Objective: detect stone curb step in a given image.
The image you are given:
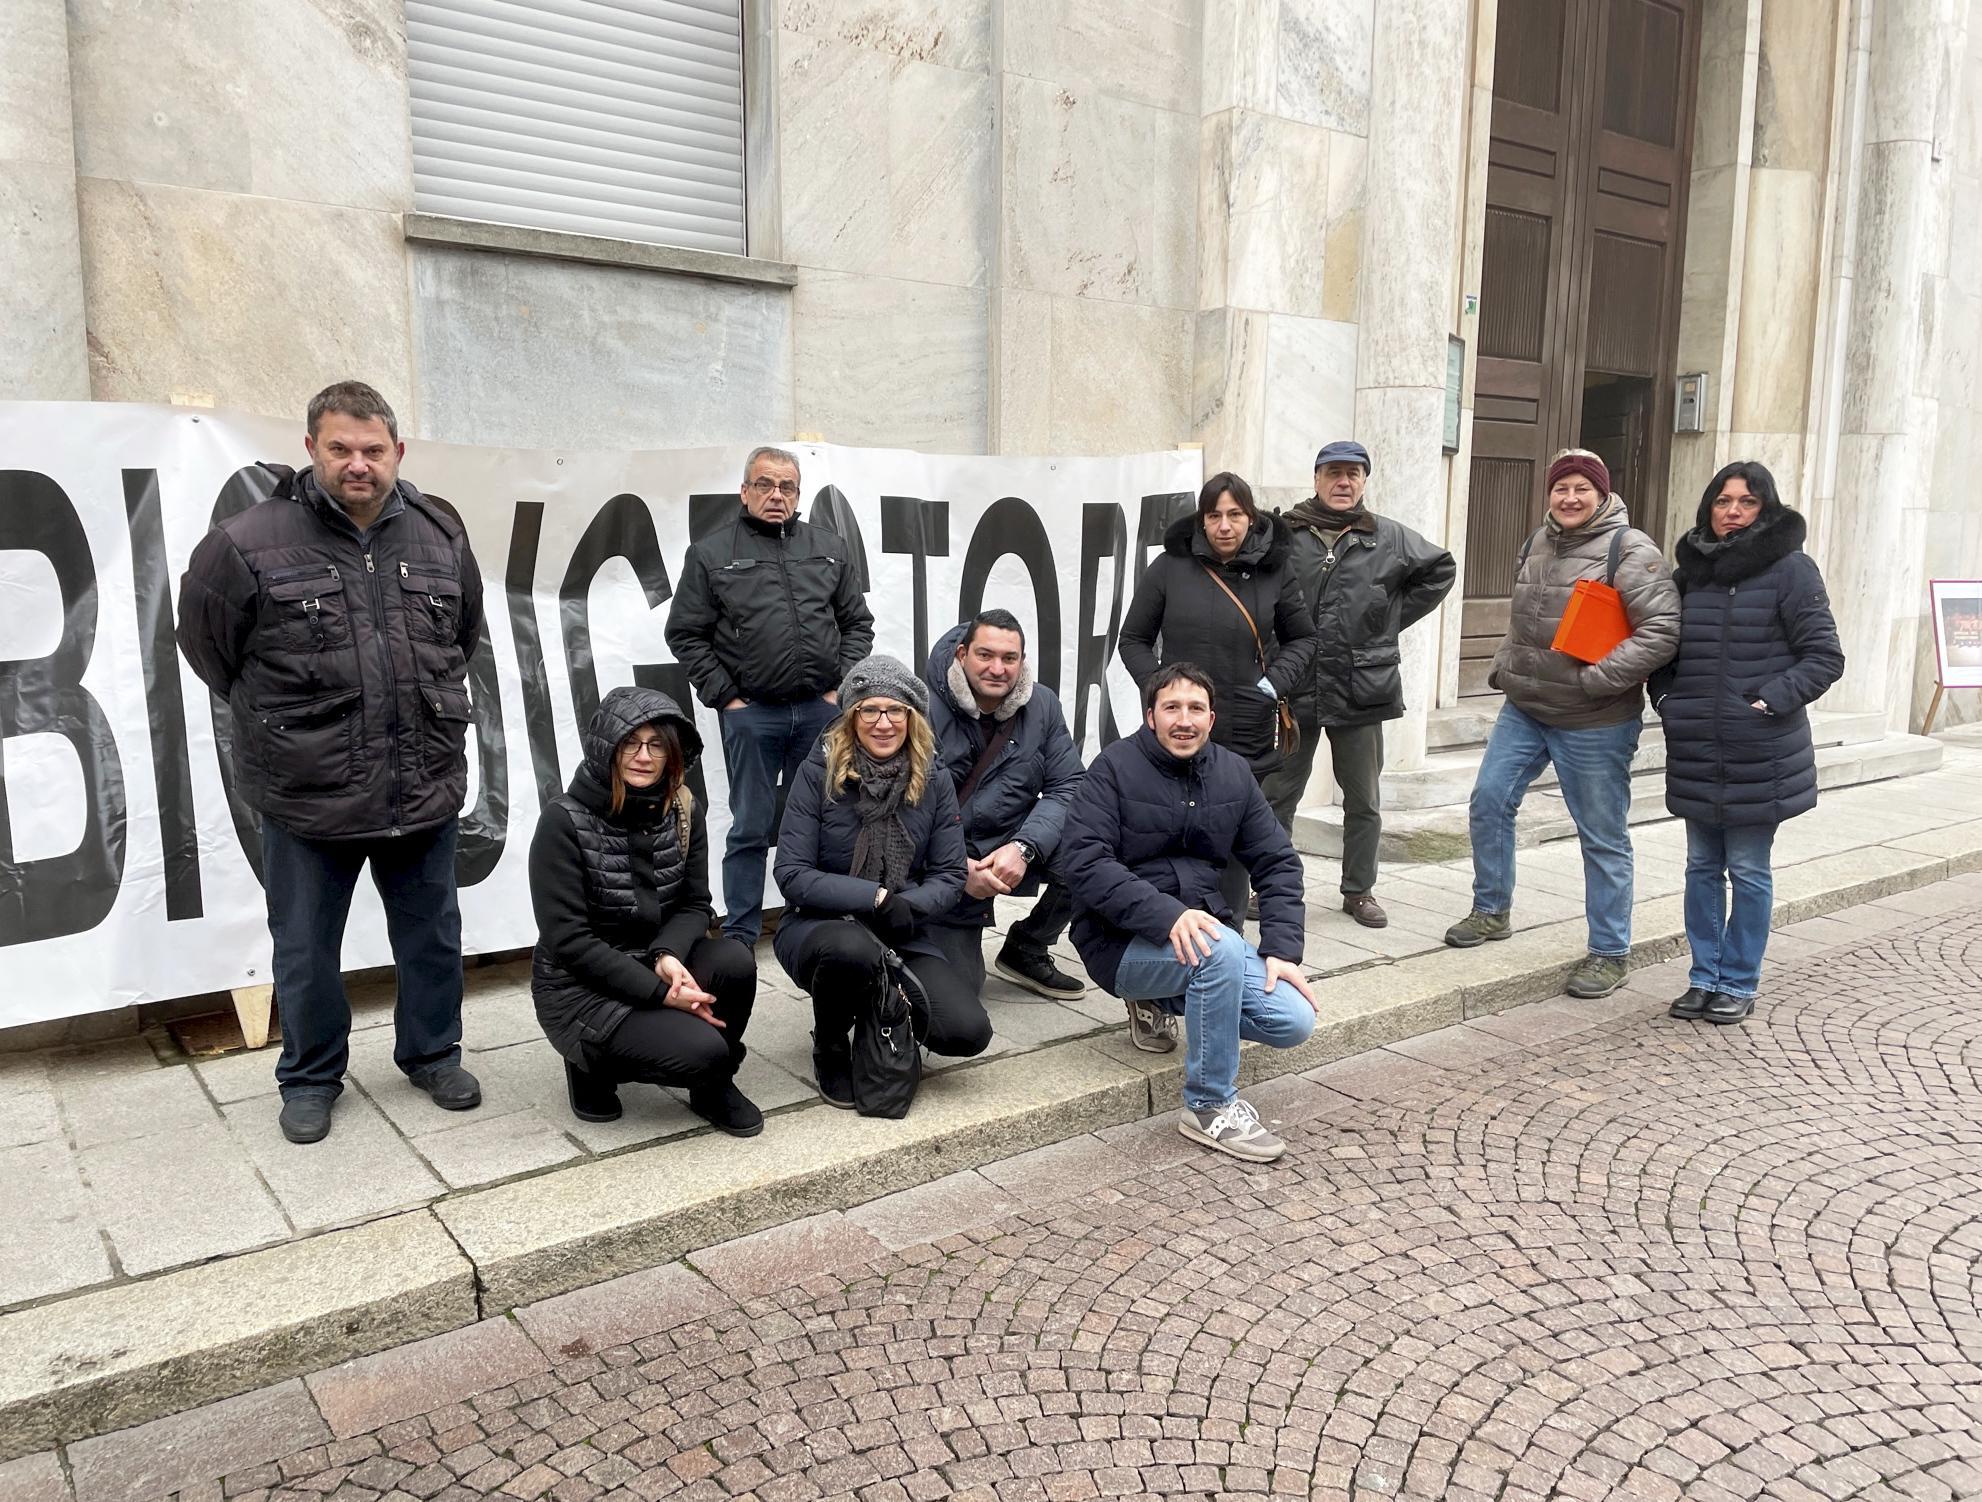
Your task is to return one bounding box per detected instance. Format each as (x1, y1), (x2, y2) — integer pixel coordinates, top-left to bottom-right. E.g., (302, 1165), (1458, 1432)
(3, 836), (1978, 1464)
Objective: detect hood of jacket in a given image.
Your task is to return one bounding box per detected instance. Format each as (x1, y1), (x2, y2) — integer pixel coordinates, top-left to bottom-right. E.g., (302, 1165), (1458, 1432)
(260, 461), (452, 535)
(1162, 509), (1290, 570)
(1674, 507), (1807, 588)
(927, 620), (1036, 723)
(570, 686), (703, 822)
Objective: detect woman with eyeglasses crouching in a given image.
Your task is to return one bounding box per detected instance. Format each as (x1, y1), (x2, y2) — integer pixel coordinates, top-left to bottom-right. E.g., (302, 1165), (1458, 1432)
(529, 686), (762, 1135)
(773, 654), (987, 1107)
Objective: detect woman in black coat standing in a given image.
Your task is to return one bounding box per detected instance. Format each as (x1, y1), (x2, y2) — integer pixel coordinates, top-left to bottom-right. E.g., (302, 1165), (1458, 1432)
(774, 654), (981, 1108)
(1119, 471), (1319, 914)
(529, 686), (762, 1135)
(1651, 461), (1844, 1025)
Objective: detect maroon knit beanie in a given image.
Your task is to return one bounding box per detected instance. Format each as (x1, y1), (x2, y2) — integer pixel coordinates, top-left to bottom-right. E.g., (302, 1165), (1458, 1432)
(1546, 449), (1611, 496)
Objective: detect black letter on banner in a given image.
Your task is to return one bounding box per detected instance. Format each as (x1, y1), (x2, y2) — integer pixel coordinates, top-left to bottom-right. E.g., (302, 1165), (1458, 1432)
(505, 502), (564, 809)
(957, 497), (1062, 696)
(1072, 502), (1128, 751)
(1137, 492), (1193, 583)
(0, 471), (127, 945)
(808, 486), (871, 591)
(559, 494), (672, 735)
(880, 497), (949, 670)
(688, 493), (739, 543)
(455, 592), (509, 888)
(203, 465), (278, 884)
(123, 469), (202, 919)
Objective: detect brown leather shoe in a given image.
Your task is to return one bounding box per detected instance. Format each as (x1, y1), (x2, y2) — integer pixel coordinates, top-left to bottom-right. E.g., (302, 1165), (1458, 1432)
(1342, 893), (1388, 929)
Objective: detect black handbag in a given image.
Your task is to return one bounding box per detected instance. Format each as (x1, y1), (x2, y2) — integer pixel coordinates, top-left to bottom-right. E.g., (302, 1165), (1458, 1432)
(850, 942), (927, 1119)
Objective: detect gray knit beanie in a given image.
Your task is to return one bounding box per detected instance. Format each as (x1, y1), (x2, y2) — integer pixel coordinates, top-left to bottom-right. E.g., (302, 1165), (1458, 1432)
(837, 653), (928, 718)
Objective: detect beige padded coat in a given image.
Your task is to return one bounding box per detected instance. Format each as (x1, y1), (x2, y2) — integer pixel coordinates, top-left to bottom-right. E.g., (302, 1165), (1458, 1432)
(1488, 494), (1681, 729)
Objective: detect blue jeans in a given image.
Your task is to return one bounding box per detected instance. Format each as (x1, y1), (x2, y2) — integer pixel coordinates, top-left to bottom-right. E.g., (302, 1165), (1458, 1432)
(1112, 925), (1316, 1112)
(262, 817), (463, 1100)
(719, 696), (840, 944)
(1683, 820), (1777, 999)
(1469, 701), (1642, 957)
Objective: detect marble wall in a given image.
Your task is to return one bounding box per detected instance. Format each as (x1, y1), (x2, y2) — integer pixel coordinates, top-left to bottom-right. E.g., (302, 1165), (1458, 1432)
(0, 0), (89, 399)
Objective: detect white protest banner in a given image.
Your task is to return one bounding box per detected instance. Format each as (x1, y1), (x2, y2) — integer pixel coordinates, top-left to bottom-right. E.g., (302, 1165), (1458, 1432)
(0, 402), (1201, 1024)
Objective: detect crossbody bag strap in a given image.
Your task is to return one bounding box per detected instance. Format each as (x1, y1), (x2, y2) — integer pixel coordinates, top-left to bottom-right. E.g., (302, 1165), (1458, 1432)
(1199, 565), (1269, 676)
(954, 715), (1020, 807)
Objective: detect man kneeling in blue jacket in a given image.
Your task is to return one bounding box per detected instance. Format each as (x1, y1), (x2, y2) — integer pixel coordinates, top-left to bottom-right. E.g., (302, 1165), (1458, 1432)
(1060, 663), (1319, 1161)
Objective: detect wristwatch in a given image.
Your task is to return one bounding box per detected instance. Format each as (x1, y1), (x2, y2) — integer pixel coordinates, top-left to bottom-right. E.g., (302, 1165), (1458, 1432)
(1013, 839), (1038, 865)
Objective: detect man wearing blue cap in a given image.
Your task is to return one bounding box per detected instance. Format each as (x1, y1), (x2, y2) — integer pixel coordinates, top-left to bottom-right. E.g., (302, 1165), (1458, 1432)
(1261, 440), (1455, 927)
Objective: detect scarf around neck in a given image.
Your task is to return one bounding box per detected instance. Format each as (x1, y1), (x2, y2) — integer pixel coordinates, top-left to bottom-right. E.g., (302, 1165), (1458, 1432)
(1285, 497), (1373, 534)
(849, 745), (916, 891)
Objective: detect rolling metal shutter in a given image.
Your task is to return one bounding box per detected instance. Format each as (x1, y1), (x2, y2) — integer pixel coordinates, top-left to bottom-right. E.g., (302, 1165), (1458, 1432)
(406, 0), (747, 255)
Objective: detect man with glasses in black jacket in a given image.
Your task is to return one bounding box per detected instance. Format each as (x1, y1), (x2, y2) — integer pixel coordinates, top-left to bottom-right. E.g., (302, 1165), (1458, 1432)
(666, 446), (876, 946)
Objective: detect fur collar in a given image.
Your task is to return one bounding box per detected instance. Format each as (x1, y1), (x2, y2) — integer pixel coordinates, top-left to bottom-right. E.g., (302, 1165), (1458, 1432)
(1162, 509), (1290, 569)
(1674, 507), (1807, 588)
(946, 654), (1034, 722)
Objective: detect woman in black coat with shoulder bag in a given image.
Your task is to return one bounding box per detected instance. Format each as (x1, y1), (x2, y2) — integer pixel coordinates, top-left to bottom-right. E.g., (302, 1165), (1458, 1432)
(1650, 461), (1844, 1026)
(529, 686), (762, 1135)
(1119, 471), (1319, 916)
(774, 654), (980, 1110)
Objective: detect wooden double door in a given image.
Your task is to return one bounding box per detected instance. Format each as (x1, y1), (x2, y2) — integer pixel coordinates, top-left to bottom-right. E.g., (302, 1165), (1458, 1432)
(1463, 0), (1702, 606)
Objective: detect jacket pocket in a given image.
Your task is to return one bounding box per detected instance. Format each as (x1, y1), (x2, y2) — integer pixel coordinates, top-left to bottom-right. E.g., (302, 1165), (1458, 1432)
(416, 682), (473, 774)
(264, 566), (351, 653)
(258, 687), (362, 797)
(399, 562), (462, 645)
(1347, 645), (1402, 708)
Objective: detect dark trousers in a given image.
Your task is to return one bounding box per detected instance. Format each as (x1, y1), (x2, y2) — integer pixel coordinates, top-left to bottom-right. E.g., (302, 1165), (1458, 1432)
(718, 697), (840, 944)
(586, 935), (756, 1089)
(1000, 880), (1074, 964)
(262, 817), (463, 1101)
(1259, 718), (1385, 895)
(789, 921), (993, 1059)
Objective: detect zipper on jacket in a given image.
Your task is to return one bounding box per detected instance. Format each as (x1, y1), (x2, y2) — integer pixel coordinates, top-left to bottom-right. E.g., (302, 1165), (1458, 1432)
(775, 529), (804, 664)
(365, 548), (404, 835)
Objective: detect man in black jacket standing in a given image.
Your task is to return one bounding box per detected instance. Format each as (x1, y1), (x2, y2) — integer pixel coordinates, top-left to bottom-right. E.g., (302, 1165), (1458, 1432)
(1059, 664), (1317, 1162)
(665, 446), (875, 945)
(1263, 440), (1456, 929)
(177, 382), (486, 1145)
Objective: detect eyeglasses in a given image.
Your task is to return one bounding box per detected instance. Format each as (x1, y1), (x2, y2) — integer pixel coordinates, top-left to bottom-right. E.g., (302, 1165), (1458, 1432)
(619, 736), (669, 759)
(748, 478), (800, 499)
(854, 704), (909, 725)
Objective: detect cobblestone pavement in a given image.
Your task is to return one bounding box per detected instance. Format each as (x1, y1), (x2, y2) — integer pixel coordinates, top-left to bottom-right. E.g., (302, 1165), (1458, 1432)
(104, 882), (1982, 1501)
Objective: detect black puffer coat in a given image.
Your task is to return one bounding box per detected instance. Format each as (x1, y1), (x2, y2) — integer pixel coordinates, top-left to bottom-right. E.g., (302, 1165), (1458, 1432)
(772, 743), (967, 968)
(665, 508), (875, 707)
(176, 465), (485, 841)
(1650, 510), (1845, 826)
(1059, 729), (1304, 995)
(1283, 506), (1456, 727)
(529, 688), (721, 1065)
(1117, 513), (1318, 774)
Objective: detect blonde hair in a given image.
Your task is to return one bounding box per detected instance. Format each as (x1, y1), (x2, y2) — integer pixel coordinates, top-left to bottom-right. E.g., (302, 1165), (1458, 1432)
(824, 708), (934, 802)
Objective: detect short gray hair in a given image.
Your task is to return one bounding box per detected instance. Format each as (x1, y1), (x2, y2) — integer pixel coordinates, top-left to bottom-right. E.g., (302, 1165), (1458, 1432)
(742, 445), (801, 484)
(307, 381), (398, 441)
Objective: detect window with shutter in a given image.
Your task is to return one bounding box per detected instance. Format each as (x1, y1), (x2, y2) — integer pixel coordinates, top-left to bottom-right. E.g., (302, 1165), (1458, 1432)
(406, 0), (748, 257)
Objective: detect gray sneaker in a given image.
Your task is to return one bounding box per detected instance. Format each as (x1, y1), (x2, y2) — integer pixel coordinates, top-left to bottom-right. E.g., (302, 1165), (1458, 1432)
(1178, 1099), (1285, 1162)
(1566, 953), (1630, 998)
(1444, 910), (1512, 948)
(1125, 999), (1178, 1053)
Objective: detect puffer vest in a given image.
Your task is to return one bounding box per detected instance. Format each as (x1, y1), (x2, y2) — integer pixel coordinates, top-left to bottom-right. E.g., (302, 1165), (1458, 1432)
(541, 787), (691, 955)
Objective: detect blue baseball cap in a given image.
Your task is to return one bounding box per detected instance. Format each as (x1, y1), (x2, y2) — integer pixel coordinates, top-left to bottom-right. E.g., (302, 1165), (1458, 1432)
(1314, 440), (1371, 473)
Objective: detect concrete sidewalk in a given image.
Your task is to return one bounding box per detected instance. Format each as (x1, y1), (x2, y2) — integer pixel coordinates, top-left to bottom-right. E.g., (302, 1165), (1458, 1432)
(3, 745), (1981, 1461)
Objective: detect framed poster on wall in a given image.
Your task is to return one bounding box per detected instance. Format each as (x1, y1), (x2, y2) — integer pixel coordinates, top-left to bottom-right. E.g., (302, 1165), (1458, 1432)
(1923, 578), (1982, 732)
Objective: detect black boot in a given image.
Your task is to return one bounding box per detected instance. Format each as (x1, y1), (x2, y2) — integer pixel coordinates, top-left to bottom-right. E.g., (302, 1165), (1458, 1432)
(689, 1080), (765, 1137)
(1703, 992), (1754, 1025)
(813, 1032), (855, 1109)
(564, 1058), (622, 1122)
(1669, 987), (1713, 1019)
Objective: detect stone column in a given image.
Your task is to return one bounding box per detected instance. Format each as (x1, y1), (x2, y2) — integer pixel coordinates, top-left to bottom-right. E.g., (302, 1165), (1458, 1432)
(0, 0), (89, 397)
(1826, 0), (1964, 725)
(1349, 0), (1473, 779)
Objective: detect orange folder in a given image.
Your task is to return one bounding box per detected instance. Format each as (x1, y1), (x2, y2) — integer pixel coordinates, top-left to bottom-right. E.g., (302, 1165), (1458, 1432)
(1551, 579), (1631, 663)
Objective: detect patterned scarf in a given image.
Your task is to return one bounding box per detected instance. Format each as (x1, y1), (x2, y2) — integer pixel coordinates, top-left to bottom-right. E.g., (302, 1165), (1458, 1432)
(849, 746), (916, 891)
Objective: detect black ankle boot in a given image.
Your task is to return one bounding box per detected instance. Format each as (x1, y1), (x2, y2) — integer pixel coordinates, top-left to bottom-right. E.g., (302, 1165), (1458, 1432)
(689, 1081), (765, 1137)
(564, 1058), (622, 1122)
(812, 1031), (855, 1109)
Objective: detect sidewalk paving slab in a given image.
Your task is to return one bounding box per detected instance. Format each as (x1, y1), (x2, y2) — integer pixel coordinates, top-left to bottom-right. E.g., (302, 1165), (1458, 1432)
(0, 1211), (472, 1459)
(65, 1379), (327, 1502)
(684, 1212), (891, 1298)
(0, 1449), (68, 1502)
(512, 1260), (736, 1358)
(304, 1317), (549, 1440)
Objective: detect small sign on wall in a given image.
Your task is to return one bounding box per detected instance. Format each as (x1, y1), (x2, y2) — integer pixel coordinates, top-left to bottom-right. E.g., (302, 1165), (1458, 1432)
(1443, 335), (1464, 455)
(1923, 578), (1982, 733)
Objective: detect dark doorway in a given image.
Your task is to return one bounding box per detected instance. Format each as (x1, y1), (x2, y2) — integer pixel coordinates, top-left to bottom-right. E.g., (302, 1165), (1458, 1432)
(1462, 0), (1701, 620)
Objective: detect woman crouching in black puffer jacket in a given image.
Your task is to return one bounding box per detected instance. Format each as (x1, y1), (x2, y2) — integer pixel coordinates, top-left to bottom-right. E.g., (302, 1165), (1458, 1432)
(529, 685), (761, 1135)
